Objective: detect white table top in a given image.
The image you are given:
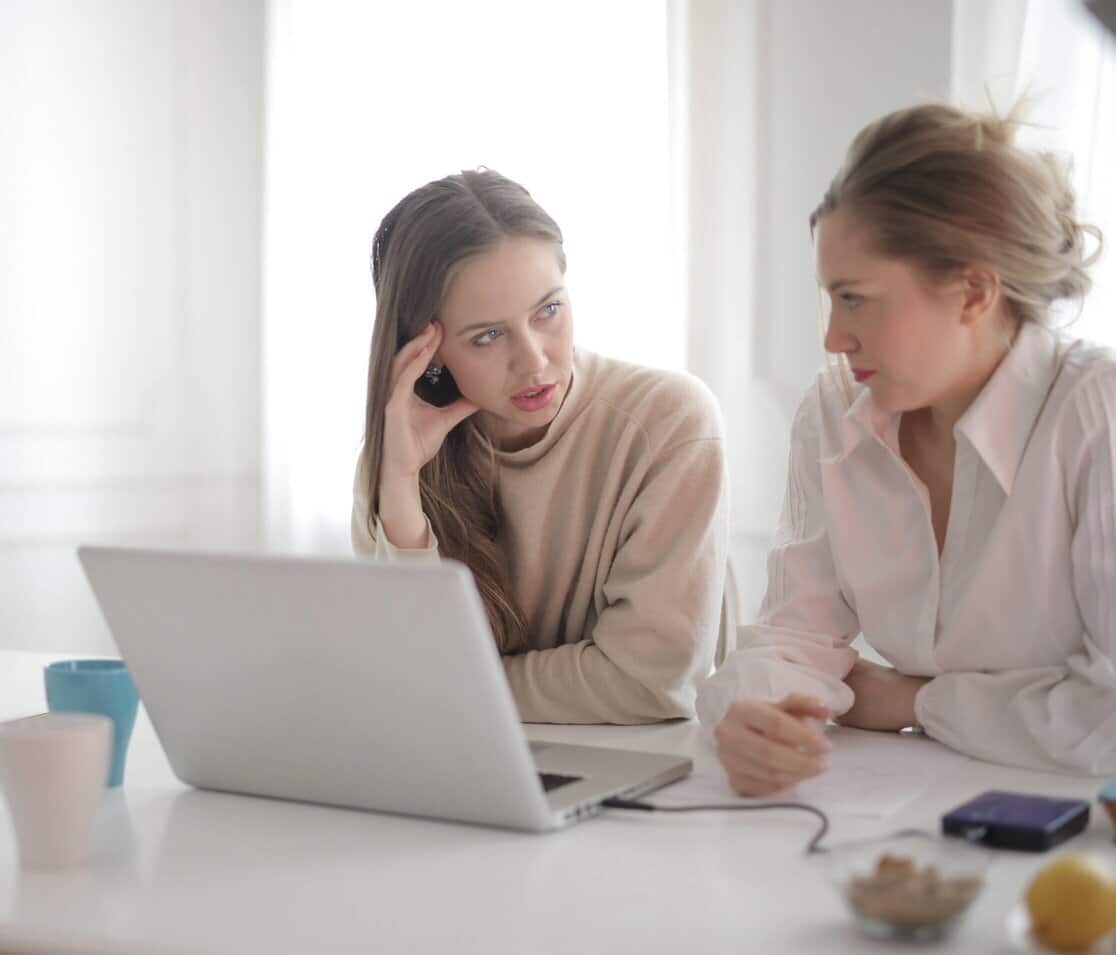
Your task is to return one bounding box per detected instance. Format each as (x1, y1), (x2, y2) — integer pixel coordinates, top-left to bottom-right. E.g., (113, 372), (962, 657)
(0, 650), (1113, 955)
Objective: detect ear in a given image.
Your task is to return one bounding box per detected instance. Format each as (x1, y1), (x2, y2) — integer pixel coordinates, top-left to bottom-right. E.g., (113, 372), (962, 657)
(957, 267), (1001, 325)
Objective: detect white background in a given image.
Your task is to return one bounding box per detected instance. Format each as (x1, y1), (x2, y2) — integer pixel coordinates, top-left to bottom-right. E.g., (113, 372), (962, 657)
(2, 0), (1112, 652)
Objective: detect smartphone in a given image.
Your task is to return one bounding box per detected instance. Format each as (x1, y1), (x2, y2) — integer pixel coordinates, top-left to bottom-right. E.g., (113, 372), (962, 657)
(413, 365), (462, 408)
(941, 790), (1091, 851)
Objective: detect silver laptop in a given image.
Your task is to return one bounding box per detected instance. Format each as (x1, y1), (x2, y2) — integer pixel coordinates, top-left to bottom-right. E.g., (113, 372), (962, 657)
(77, 546), (691, 832)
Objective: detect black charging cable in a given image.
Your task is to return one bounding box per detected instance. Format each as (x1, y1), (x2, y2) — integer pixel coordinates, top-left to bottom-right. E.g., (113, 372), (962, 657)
(602, 800), (962, 857)
(601, 797), (831, 855)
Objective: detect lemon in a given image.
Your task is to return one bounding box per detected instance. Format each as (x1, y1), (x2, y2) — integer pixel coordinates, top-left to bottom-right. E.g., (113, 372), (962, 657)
(1025, 853), (1116, 952)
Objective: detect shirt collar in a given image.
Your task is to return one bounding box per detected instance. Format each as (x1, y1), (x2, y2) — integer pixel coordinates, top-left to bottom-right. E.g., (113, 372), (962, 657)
(955, 321), (1062, 494)
(838, 379), (901, 458)
(834, 322), (1062, 491)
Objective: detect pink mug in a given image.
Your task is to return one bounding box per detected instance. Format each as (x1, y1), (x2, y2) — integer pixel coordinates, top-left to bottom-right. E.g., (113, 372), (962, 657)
(0, 712), (112, 866)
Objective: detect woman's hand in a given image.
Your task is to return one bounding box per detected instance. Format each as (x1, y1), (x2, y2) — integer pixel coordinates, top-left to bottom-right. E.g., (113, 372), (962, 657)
(836, 658), (930, 732)
(713, 694), (833, 796)
(382, 323), (479, 481)
(378, 324), (478, 549)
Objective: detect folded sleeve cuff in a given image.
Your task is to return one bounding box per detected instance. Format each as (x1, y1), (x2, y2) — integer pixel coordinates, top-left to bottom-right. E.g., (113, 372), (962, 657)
(370, 514), (440, 561)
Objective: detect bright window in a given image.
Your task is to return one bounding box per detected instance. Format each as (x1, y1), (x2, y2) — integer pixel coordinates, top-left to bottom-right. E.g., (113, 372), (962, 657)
(263, 0), (677, 550)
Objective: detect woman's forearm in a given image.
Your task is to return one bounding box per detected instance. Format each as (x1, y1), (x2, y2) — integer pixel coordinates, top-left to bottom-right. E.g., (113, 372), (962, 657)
(377, 473), (429, 549)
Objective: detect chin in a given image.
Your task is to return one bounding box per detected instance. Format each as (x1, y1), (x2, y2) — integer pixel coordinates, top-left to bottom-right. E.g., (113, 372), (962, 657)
(864, 386), (904, 415)
(869, 394), (899, 413)
(877, 397), (924, 417)
(514, 405), (560, 426)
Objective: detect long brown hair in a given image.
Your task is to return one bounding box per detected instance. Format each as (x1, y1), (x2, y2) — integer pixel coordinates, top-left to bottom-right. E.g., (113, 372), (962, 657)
(362, 170), (565, 653)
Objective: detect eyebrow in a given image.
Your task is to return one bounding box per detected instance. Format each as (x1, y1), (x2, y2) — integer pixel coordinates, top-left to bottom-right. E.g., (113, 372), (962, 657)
(820, 278), (866, 293)
(455, 286), (566, 335)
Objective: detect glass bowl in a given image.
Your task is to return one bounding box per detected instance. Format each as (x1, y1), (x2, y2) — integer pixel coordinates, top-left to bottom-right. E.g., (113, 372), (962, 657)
(822, 831), (989, 942)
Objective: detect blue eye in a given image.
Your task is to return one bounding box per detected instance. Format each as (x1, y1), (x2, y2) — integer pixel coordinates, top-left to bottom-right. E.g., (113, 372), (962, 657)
(471, 328), (502, 347)
(537, 301), (561, 320)
(841, 292), (864, 309)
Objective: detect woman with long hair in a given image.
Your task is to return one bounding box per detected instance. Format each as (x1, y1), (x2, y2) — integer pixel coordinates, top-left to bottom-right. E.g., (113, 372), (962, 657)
(354, 169), (730, 724)
(699, 102), (1115, 792)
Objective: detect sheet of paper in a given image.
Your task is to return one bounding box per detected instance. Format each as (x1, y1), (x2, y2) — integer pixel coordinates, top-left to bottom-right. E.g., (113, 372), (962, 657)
(647, 726), (974, 818)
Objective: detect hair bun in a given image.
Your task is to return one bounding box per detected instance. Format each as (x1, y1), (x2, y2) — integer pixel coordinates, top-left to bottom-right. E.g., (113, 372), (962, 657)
(973, 114), (1016, 148)
(812, 100), (1104, 326)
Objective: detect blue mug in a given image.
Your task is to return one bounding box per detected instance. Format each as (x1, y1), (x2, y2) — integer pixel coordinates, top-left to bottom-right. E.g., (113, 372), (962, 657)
(44, 660), (139, 788)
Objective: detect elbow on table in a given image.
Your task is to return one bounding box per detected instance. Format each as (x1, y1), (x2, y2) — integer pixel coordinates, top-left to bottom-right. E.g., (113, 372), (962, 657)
(1038, 736), (1116, 777)
(1015, 696), (1116, 776)
(653, 685), (697, 721)
(926, 718), (1116, 777)
(614, 681), (696, 725)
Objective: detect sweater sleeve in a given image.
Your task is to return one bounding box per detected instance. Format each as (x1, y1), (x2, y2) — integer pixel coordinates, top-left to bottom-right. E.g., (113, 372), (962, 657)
(914, 374), (1116, 775)
(350, 454), (439, 561)
(696, 384), (860, 729)
(503, 400), (730, 724)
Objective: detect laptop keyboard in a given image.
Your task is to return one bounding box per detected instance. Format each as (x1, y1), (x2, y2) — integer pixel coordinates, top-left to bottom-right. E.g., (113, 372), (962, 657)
(538, 772), (582, 792)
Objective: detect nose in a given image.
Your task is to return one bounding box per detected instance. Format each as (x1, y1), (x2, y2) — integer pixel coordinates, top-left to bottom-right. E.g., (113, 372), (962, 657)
(823, 309), (858, 356)
(511, 329), (548, 376)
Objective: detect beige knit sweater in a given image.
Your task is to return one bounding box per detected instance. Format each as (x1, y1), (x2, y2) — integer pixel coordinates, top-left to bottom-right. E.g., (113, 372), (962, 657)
(352, 349), (729, 724)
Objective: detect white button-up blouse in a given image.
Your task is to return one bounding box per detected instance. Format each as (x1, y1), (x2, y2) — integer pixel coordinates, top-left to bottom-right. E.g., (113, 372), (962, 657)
(698, 321), (1116, 775)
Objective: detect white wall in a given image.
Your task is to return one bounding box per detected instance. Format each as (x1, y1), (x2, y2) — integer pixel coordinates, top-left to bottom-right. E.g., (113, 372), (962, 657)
(2, 0), (958, 652)
(677, 0), (955, 615)
(0, 0), (266, 653)
(261, 0), (679, 556)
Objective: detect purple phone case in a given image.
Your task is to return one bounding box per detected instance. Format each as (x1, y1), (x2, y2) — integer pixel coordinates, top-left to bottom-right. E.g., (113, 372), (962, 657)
(941, 790), (1090, 851)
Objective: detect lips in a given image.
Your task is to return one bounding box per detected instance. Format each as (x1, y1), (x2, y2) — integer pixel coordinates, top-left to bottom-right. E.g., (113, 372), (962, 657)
(851, 369), (876, 384)
(510, 383), (557, 412)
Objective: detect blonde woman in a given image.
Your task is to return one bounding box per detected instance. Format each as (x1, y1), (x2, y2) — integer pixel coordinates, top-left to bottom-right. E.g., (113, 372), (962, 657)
(699, 103), (1116, 792)
(353, 170), (729, 724)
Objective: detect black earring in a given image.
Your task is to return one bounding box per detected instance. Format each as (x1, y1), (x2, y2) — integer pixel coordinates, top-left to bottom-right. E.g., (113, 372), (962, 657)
(424, 365), (443, 385)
